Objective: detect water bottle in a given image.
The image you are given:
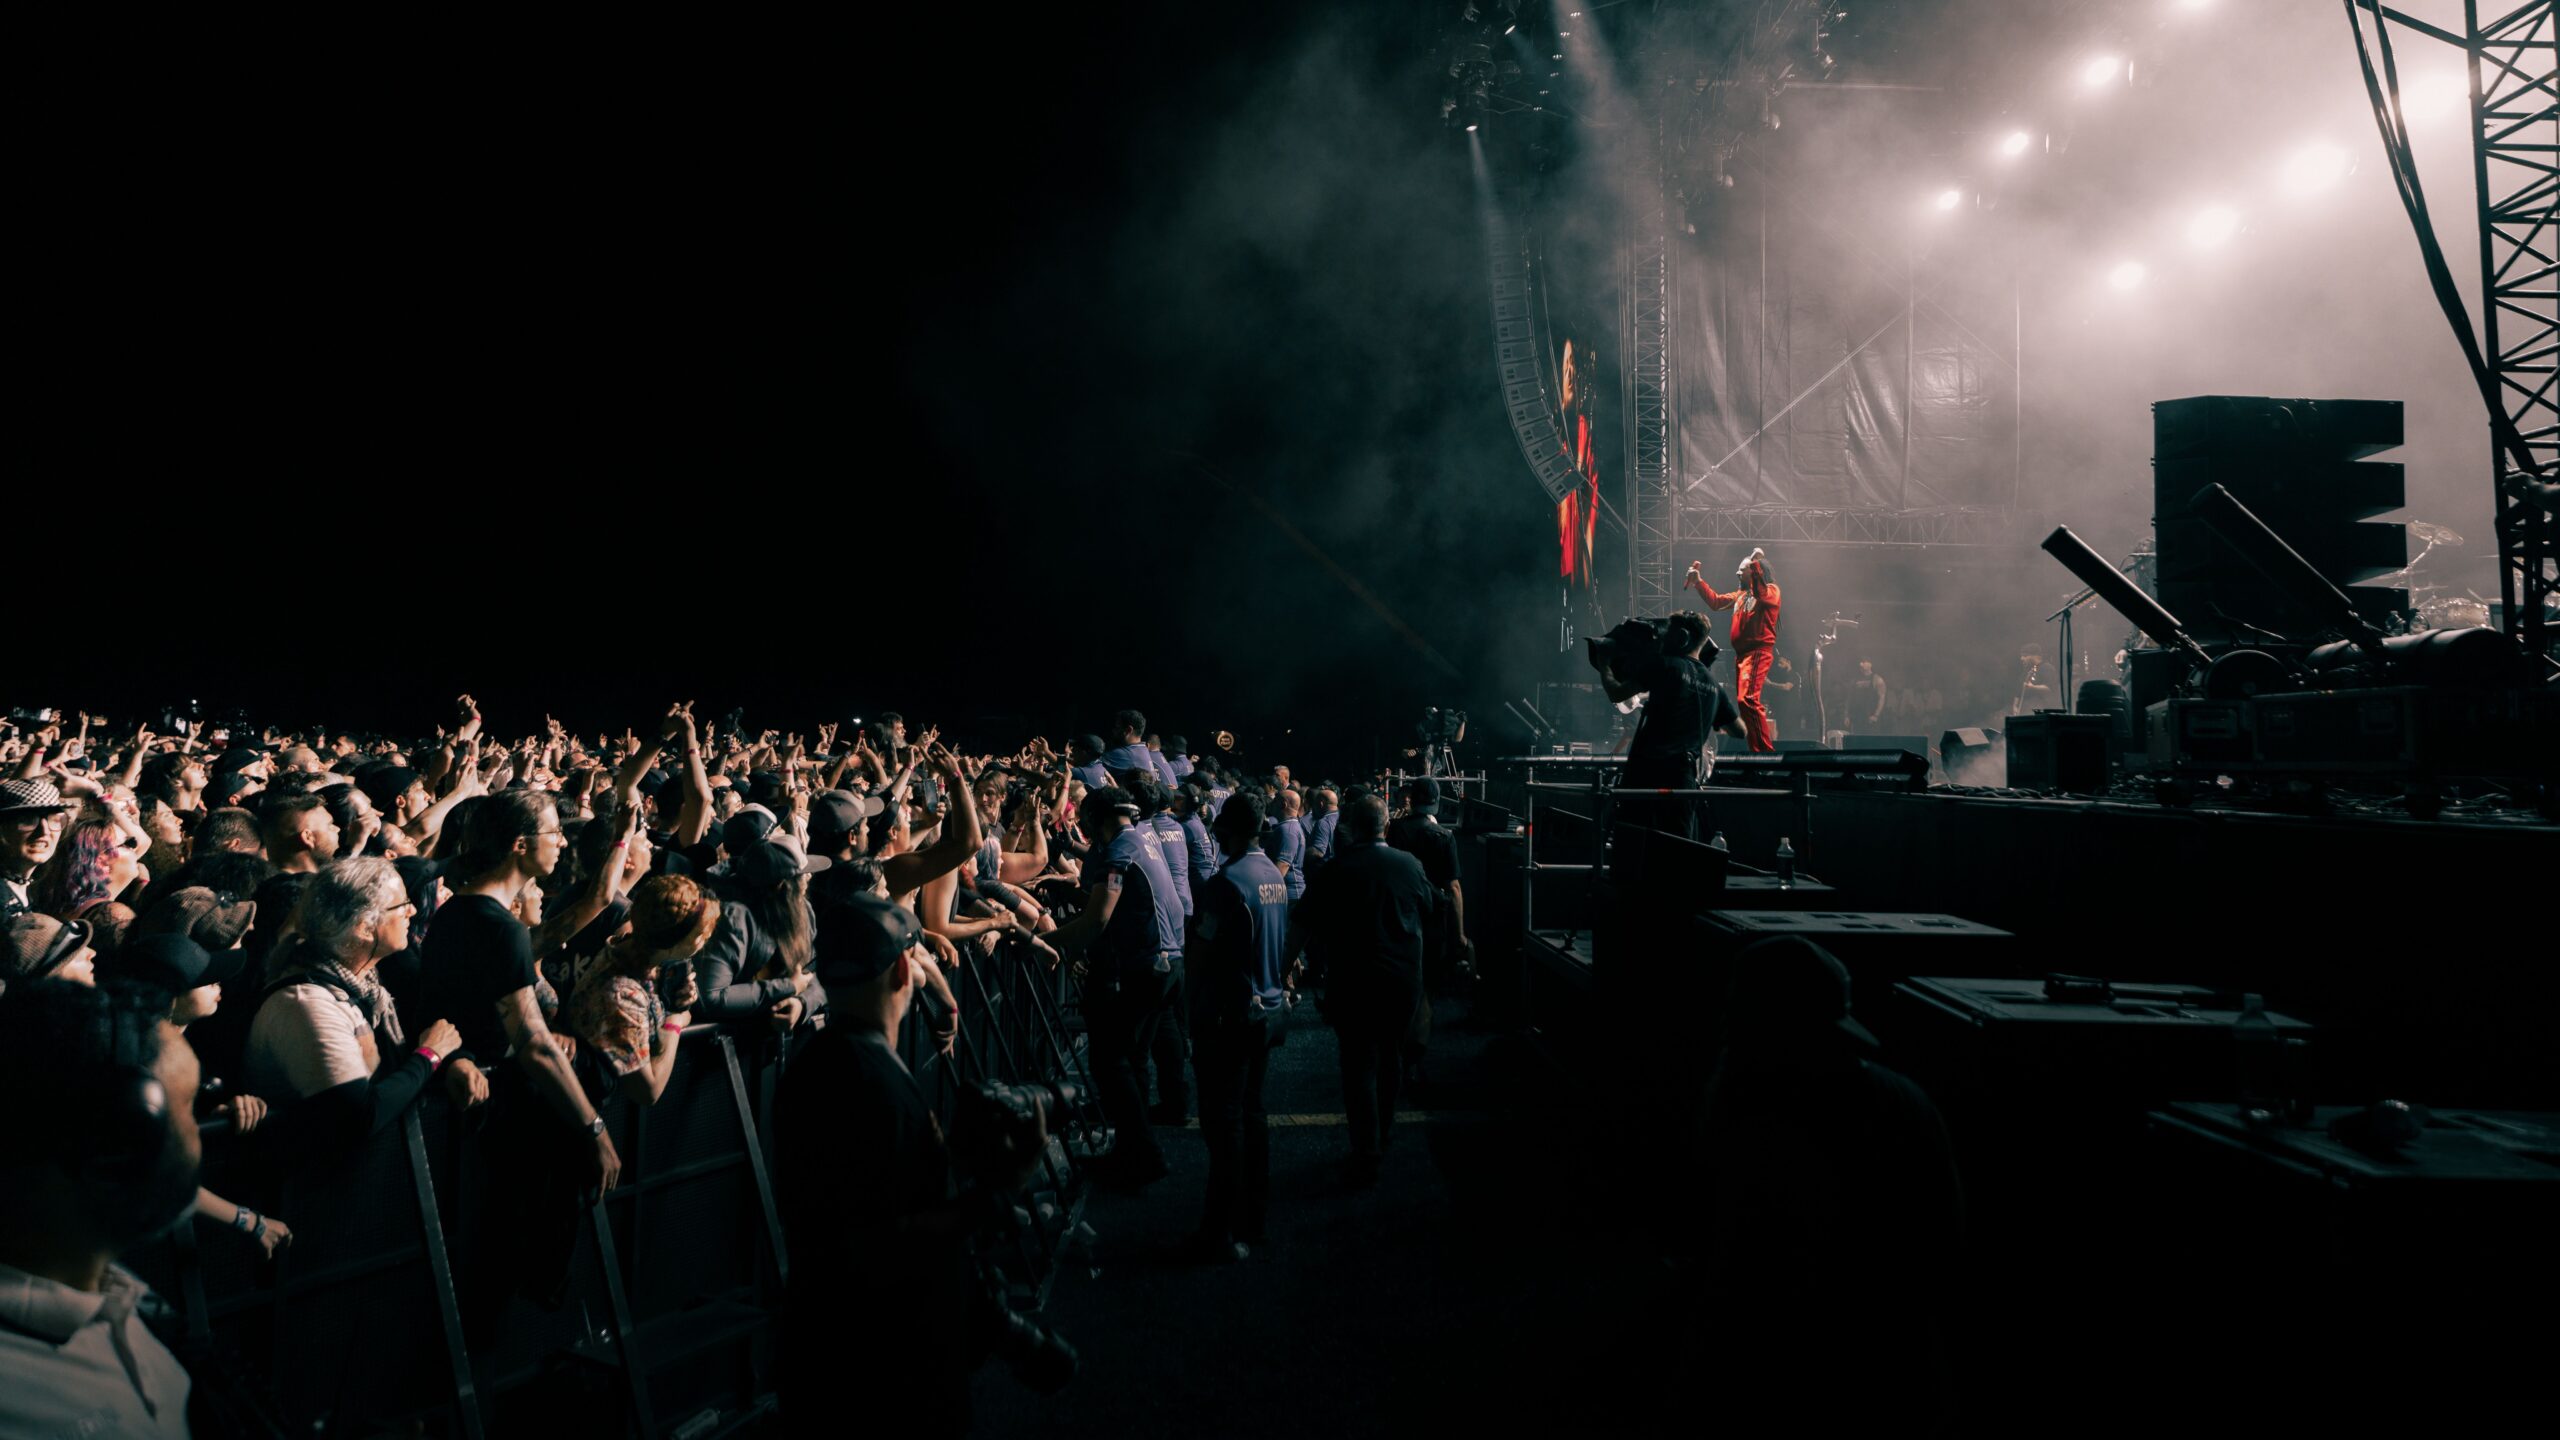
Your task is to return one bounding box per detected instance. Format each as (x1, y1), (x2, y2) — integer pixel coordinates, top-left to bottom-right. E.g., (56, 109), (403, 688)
(1774, 836), (1795, 888)
(1709, 830), (1729, 854)
(2233, 993), (2282, 1123)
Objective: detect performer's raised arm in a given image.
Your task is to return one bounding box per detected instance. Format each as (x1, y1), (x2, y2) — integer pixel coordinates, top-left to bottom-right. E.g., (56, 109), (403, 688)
(1686, 560), (1739, 610)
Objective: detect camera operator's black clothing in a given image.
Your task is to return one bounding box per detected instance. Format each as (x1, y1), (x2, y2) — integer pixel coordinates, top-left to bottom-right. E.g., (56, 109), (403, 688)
(775, 1025), (975, 1435)
(1626, 653), (1737, 770)
(1296, 839), (1433, 1162)
(1621, 653), (1738, 841)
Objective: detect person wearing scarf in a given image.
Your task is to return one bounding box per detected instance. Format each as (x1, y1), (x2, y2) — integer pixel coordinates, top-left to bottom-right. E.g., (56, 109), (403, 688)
(241, 857), (465, 1162)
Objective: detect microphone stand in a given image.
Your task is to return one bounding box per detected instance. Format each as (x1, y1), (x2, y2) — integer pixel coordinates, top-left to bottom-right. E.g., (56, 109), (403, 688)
(2044, 587), (2105, 711)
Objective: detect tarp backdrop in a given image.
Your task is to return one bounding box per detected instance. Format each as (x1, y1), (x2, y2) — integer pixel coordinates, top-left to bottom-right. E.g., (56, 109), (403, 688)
(1674, 95), (2023, 513)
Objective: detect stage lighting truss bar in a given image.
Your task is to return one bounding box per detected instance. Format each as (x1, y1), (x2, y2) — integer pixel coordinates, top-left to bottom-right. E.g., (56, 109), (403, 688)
(1676, 506), (2051, 549)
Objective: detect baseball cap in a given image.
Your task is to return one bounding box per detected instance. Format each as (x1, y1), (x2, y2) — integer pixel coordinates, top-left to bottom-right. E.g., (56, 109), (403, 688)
(1724, 936), (1878, 1051)
(2, 914), (94, 989)
(1402, 776), (1442, 815)
(731, 838), (832, 889)
(811, 892), (923, 988)
(746, 771), (788, 810)
(130, 886), (258, 955)
(1078, 786), (1141, 822)
(809, 790), (885, 850)
(108, 932), (242, 995)
(723, 806), (780, 858)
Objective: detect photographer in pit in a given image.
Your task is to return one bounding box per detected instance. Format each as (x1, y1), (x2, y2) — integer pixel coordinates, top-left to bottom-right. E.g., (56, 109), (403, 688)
(1590, 610), (1746, 842)
(773, 892), (1075, 1438)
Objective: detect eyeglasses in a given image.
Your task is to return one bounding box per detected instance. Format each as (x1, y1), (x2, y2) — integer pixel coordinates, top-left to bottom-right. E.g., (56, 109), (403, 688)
(384, 901), (418, 917)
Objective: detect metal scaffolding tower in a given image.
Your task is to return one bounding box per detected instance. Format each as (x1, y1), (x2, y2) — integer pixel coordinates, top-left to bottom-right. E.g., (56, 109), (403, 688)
(2371, 0), (2558, 662)
(1623, 87), (1681, 619)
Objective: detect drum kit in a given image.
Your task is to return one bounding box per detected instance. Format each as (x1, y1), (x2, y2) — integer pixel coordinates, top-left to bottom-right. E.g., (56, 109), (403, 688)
(2386, 521), (2491, 634)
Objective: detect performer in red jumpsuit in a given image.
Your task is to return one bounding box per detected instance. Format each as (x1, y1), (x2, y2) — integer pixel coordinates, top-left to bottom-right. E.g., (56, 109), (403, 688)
(1687, 549), (1782, 753)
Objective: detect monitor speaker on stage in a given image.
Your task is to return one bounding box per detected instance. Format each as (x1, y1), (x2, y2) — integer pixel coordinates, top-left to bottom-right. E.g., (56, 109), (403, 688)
(1847, 734), (1930, 761)
(1940, 727), (2003, 786)
(1773, 739), (1827, 753)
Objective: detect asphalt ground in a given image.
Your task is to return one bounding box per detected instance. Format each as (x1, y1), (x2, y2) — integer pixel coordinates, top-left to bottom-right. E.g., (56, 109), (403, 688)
(968, 992), (1688, 1438)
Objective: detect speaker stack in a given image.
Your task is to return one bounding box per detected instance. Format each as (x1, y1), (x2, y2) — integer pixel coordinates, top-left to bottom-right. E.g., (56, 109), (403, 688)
(2152, 396), (2409, 648)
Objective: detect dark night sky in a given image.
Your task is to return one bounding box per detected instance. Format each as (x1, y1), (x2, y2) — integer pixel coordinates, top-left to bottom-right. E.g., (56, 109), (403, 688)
(22, 1), (2510, 781)
(25, 4), (1555, 781)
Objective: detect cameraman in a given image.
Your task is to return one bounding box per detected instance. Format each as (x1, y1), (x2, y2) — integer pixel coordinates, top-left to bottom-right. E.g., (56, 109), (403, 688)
(772, 893), (977, 1436)
(1595, 611), (1745, 841)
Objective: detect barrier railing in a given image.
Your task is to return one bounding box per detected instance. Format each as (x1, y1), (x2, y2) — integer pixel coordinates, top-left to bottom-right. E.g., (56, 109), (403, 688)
(130, 930), (1099, 1437)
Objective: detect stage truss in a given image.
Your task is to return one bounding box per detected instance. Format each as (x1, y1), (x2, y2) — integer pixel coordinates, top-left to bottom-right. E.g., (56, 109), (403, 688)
(2372, 0), (2558, 663)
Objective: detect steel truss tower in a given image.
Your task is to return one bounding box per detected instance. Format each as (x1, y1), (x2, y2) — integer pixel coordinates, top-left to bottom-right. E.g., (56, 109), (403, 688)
(2375, 0), (2558, 662)
(1624, 88), (1681, 619)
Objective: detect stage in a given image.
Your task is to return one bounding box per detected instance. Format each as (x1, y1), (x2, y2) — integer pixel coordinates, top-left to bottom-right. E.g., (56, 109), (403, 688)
(1472, 776), (2559, 1107)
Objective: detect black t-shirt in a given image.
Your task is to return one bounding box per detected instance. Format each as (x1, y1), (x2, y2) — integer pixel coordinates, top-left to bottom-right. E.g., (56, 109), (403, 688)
(1295, 840), (1436, 1003)
(774, 1026), (970, 1368)
(1385, 814), (1460, 892)
(1630, 654), (1739, 764)
(420, 893), (539, 1065)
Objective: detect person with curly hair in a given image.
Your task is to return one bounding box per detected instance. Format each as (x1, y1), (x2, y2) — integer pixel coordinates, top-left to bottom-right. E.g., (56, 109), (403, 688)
(31, 816), (147, 958)
(562, 874), (709, 1107)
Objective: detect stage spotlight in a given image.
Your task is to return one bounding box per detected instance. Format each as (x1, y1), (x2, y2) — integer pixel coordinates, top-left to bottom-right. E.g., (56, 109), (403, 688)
(2281, 141), (2352, 195)
(1466, 122), (1480, 132)
(2000, 129), (2033, 158)
(2108, 260), (2148, 290)
(2175, 0), (2214, 12)
(2186, 205), (2240, 248)
(2080, 55), (2123, 88)
(1935, 187), (1964, 212)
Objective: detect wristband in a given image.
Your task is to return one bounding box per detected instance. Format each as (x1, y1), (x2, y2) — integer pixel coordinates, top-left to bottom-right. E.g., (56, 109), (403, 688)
(415, 1045), (444, 1071)
(233, 1207), (257, 1234)
(660, 1020), (683, 1033)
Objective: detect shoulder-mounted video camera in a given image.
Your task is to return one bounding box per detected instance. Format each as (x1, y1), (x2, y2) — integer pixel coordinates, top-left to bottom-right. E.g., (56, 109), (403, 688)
(1586, 615), (1717, 676)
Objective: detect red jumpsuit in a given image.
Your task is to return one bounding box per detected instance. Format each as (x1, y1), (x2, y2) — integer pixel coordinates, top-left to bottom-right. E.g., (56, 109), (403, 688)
(1691, 574), (1782, 752)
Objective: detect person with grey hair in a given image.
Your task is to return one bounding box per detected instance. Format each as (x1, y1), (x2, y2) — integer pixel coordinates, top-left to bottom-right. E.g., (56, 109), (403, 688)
(242, 857), (464, 1160)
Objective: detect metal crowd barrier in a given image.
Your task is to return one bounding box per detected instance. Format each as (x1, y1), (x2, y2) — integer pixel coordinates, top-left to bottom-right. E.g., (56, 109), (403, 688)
(130, 931), (1102, 1438)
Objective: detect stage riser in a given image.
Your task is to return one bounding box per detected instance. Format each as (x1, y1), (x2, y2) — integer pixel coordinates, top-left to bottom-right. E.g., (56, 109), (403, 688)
(1646, 789), (2559, 1103)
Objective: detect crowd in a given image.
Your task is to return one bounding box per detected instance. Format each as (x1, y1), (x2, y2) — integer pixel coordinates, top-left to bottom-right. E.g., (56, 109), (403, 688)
(0, 698), (1477, 1437)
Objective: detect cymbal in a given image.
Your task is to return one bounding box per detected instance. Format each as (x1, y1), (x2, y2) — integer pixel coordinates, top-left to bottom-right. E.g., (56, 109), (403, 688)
(2409, 521), (2464, 546)
(1825, 613), (1861, 626)
(2406, 582), (2445, 594)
